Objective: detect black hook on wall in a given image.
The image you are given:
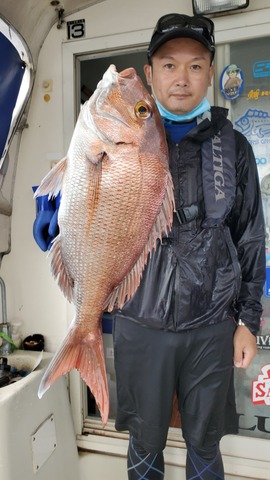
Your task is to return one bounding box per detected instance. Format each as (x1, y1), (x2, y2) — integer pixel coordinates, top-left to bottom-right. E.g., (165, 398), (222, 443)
(56, 7), (65, 29)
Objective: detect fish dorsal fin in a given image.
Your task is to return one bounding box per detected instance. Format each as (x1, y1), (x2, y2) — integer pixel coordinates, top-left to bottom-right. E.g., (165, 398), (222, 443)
(34, 157), (67, 199)
(105, 172), (175, 311)
(49, 235), (74, 302)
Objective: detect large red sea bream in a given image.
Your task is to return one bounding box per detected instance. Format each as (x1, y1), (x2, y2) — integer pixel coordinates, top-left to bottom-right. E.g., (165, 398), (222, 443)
(35, 64), (175, 425)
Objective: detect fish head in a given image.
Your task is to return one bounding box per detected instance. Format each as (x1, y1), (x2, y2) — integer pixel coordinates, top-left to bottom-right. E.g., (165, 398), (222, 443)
(81, 64), (167, 156)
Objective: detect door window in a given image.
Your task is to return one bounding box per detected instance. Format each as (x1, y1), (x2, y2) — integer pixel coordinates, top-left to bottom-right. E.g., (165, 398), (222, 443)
(216, 36), (270, 440)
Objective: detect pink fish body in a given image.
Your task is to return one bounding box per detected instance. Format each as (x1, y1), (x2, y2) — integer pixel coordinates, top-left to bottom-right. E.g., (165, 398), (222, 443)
(35, 65), (174, 425)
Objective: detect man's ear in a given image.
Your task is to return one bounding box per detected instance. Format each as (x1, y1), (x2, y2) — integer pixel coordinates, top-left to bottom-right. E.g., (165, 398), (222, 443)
(208, 64), (215, 87)
(144, 64), (152, 86)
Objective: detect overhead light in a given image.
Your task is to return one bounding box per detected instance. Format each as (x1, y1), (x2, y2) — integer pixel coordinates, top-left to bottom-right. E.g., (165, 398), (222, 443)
(192, 0), (249, 15)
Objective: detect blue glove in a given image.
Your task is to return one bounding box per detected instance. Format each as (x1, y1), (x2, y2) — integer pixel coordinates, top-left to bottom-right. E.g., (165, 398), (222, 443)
(48, 192), (61, 241)
(33, 186), (55, 252)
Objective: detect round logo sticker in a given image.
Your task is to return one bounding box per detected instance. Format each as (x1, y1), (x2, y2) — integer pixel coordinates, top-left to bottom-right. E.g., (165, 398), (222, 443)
(220, 64), (244, 100)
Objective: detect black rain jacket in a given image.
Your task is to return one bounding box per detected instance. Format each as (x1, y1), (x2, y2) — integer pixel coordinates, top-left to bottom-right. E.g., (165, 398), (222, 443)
(116, 107), (265, 336)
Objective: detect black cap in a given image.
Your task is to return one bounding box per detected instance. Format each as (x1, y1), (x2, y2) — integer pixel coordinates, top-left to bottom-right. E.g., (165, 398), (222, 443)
(147, 13), (215, 61)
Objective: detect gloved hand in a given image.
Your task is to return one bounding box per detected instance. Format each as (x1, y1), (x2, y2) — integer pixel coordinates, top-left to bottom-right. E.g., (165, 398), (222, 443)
(33, 186), (55, 252)
(48, 192), (61, 242)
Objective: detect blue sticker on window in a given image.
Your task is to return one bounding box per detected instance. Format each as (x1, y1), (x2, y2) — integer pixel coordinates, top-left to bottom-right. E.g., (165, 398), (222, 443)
(265, 266), (270, 297)
(253, 60), (270, 78)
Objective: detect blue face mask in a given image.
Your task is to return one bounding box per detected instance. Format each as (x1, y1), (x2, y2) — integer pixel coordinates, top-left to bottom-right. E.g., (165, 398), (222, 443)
(155, 97), (211, 122)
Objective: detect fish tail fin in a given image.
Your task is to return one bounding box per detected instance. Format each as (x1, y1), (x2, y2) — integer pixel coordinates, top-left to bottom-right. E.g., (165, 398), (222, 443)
(38, 322), (109, 426)
(34, 156), (67, 199)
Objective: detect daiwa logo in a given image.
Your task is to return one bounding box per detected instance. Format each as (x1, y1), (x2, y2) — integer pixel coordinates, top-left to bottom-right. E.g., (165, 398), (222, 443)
(252, 364), (270, 405)
(212, 132), (225, 200)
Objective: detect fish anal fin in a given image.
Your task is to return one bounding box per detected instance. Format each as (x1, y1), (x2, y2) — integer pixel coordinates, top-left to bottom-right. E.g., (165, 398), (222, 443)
(38, 322), (109, 426)
(106, 172), (175, 311)
(34, 156), (67, 199)
(49, 235), (74, 302)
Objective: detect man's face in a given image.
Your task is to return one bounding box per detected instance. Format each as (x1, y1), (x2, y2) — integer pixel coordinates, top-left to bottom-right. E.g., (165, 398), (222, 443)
(144, 37), (214, 115)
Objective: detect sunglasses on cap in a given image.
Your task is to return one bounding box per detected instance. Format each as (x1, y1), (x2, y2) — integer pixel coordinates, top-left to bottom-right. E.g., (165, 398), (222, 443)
(149, 13), (215, 58)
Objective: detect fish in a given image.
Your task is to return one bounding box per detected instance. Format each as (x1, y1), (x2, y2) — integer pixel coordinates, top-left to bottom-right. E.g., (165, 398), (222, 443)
(35, 64), (175, 426)
(235, 108), (270, 138)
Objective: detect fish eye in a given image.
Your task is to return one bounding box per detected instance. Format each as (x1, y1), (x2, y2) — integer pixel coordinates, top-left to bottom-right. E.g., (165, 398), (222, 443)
(134, 101), (152, 119)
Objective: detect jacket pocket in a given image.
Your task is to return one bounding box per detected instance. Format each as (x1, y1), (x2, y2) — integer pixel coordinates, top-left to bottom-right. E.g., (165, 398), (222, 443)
(223, 225), (242, 300)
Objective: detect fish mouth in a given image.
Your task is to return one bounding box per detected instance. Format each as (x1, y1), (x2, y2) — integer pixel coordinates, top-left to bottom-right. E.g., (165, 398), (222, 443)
(99, 64), (118, 88)
(86, 64), (136, 143)
(119, 67), (137, 80)
(99, 64), (137, 98)
(98, 64), (137, 89)
(101, 64), (137, 84)
(98, 65), (135, 132)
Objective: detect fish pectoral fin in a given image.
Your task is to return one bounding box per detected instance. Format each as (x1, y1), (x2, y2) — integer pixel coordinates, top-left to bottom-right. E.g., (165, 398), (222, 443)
(49, 235), (74, 302)
(38, 323), (109, 427)
(105, 172), (175, 311)
(34, 156), (67, 198)
(86, 149), (106, 164)
(156, 171), (175, 237)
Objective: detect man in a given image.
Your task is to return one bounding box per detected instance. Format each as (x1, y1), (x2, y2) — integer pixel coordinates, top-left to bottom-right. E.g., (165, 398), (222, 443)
(113, 13), (265, 480)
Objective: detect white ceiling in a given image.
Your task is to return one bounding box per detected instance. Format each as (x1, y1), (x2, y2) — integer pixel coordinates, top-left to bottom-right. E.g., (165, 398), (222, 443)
(0, 0), (105, 64)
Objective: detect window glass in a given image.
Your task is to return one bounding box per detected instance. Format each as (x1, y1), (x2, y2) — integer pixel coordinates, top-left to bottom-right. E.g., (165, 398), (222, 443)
(0, 17), (33, 255)
(0, 18), (33, 168)
(216, 37), (270, 440)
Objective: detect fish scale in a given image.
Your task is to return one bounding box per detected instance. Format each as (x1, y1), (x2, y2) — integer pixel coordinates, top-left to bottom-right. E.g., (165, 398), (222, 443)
(34, 64), (175, 425)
